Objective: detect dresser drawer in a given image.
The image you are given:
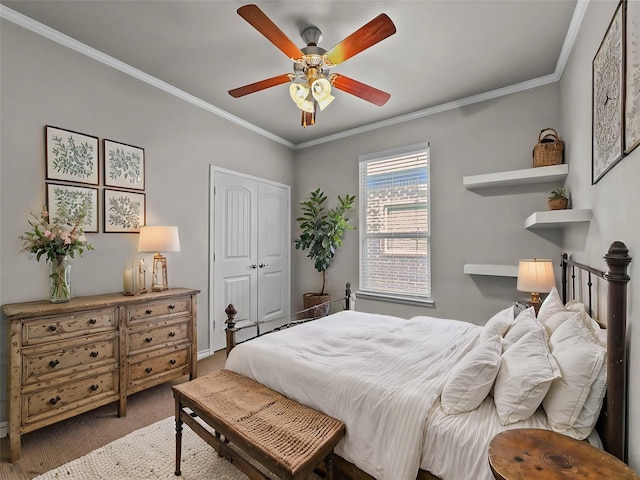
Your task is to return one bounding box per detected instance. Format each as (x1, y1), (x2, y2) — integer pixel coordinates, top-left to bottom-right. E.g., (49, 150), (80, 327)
(22, 308), (117, 345)
(127, 320), (190, 354)
(23, 369), (119, 426)
(22, 332), (118, 385)
(126, 296), (191, 324)
(127, 346), (190, 385)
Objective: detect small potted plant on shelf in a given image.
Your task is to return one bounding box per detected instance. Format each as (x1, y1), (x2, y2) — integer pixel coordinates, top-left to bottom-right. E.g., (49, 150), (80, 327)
(548, 187), (569, 210)
(294, 188), (356, 317)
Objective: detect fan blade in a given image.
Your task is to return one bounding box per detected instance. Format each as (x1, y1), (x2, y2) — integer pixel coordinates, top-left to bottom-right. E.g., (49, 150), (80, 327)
(324, 14), (396, 66)
(229, 73), (292, 98)
(237, 4), (304, 60)
(332, 75), (390, 106)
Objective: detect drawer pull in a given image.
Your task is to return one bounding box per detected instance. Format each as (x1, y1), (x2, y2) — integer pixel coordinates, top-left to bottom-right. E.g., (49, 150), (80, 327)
(169, 359), (177, 365)
(49, 359), (60, 368)
(90, 384), (99, 391)
(145, 337), (153, 343)
(90, 351), (99, 358)
(49, 396), (61, 405)
(145, 367), (153, 374)
(89, 318), (97, 325)
(49, 325), (58, 332)
(169, 304), (176, 310)
(169, 331), (176, 337)
(145, 309), (153, 315)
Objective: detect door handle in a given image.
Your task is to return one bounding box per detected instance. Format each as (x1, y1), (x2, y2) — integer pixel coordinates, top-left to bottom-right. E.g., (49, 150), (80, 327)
(249, 264), (258, 269)
(259, 263), (269, 268)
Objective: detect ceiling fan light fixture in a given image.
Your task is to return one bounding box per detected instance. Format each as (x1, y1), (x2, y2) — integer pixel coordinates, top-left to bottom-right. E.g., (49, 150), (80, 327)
(289, 83), (315, 112)
(311, 78), (335, 111)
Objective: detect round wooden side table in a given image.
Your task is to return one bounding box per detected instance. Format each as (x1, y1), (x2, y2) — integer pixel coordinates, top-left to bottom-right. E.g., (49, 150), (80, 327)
(488, 428), (640, 480)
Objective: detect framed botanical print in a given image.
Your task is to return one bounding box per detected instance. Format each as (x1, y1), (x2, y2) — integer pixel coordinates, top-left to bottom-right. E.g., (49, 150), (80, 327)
(592, 1), (624, 184)
(104, 139), (145, 191)
(46, 183), (99, 233)
(46, 126), (99, 185)
(625, 0), (640, 154)
(104, 189), (146, 233)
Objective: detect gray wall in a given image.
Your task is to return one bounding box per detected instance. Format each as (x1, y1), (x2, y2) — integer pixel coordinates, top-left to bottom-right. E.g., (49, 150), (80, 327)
(2, 1), (639, 471)
(559, 0), (640, 468)
(0, 20), (295, 426)
(293, 84), (564, 324)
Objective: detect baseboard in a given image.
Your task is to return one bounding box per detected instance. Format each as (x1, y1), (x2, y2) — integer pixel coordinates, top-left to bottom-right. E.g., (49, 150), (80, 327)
(197, 348), (213, 361)
(0, 421), (7, 438)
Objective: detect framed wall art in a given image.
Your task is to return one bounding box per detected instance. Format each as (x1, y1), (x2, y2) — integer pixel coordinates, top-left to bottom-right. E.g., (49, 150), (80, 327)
(45, 126), (99, 185)
(592, 1), (624, 184)
(104, 139), (145, 191)
(46, 183), (99, 233)
(104, 189), (146, 233)
(625, 0), (640, 154)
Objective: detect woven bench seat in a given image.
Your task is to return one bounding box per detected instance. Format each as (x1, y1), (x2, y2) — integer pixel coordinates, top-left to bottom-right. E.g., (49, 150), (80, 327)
(172, 369), (346, 480)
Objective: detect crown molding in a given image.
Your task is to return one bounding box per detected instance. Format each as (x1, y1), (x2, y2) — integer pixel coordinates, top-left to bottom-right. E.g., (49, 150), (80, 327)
(1, 1), (588, 151)
(0, 5), (295, 150)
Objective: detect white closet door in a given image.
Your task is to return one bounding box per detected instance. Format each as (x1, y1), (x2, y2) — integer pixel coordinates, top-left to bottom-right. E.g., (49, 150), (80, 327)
(213, 172), (258, 349)
(212, 170), (290, 352)
(257, 182), (290, 330)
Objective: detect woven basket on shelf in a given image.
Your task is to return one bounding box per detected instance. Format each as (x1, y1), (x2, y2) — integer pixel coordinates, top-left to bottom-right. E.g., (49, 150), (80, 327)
(533, 128), (564, 167)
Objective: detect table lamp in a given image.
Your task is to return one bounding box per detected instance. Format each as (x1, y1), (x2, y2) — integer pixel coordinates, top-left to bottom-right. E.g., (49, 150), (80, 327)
(517, 258), (556, 313)
(138, 226), (180, 291)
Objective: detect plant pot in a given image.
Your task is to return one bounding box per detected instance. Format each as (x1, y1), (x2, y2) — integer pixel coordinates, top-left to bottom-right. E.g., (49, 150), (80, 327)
(548, 198), (568, 210)
(303, 293), (331, 319)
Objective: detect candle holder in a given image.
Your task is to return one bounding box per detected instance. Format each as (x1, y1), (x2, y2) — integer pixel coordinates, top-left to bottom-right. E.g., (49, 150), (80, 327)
(137, 259), (147, 294)
(123, 260), (140, 296)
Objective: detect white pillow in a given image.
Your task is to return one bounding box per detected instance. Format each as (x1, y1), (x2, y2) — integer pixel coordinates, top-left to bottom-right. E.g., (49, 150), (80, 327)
(493, 328), (561, 425)
(537, 287), (564, 323)
(479, 307), (514, 342)
(543, 310), (582, 336)
(570, 358), (607, 439)
(543, 317), (606, 432)
(441, 335), (502, 415)
(502, 307), (545, 351)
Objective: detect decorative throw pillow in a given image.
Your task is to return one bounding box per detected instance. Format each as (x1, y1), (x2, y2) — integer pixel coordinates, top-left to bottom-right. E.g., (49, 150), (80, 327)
(543, 317), (606, 432)
(441, 335), (502, 415)
(502, 307), (545, 351)
(543, 310), (582, 336)
(479, 307), (514, 343)
(570, 357), (607, 439)
(493, 328), (561, 425)
(536, 287), (564, 324)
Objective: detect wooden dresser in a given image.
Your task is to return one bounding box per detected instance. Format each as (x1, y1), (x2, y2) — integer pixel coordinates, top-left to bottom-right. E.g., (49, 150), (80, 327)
(2, 287), (199, 462)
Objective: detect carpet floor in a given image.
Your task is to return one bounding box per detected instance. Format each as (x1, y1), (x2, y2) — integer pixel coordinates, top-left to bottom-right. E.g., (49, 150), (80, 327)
(0, 351), (227, 479)
(31, 416), (277, 480)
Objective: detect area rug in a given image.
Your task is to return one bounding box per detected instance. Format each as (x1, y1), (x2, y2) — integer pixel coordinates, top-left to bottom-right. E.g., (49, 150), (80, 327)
(33, 416), (322, 479)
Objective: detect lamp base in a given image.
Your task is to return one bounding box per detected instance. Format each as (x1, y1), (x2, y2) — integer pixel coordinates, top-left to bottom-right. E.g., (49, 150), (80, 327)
(527, 292), (542, 315)
(151, 254), (169, 292)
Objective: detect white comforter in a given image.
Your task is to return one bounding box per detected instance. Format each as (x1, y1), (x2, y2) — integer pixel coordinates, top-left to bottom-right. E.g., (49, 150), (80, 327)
(226, 310), (481, 480)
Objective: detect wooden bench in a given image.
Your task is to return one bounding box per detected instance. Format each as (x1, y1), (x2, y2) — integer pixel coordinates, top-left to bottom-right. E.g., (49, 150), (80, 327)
(172, 369), (346, 480)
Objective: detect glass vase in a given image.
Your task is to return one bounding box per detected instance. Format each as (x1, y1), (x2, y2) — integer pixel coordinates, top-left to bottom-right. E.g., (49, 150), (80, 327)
(50, 255), (71, 303)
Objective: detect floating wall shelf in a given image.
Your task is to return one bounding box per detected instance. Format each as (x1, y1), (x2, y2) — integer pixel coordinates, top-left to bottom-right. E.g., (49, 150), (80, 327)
(524, 209), (593, 229)
(463, 164), (569, 190)
(464, 264), (519, 277)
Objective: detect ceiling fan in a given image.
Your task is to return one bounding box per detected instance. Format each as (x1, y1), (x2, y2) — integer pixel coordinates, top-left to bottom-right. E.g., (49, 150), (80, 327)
(228, 4), (396, 127)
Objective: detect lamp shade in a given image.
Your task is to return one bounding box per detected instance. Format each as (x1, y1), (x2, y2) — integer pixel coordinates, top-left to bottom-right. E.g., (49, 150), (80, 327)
(311, 78), (335, 111)
(138, 226), (180, 253)
(517, 259), (555, 293)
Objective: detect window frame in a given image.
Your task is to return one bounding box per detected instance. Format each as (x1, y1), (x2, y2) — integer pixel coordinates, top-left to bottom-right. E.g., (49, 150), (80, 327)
(357, 143), (433, 307)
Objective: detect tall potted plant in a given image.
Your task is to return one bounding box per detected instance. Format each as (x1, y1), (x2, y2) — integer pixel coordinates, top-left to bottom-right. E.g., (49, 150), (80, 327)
(294, 188), (356, 317)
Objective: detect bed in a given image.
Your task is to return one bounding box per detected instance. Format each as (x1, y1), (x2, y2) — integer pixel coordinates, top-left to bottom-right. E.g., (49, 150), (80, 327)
(223, 241), (632, 480)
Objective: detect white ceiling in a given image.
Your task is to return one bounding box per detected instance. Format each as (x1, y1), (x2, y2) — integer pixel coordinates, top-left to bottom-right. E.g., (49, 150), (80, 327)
(0, 0), (580, 148)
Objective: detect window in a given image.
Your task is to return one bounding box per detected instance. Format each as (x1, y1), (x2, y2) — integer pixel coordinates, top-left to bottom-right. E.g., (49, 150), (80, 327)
(358, 144), (431, 303)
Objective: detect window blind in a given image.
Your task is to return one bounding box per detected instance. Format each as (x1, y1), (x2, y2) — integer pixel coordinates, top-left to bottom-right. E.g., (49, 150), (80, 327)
(359, 148), (430, 299)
